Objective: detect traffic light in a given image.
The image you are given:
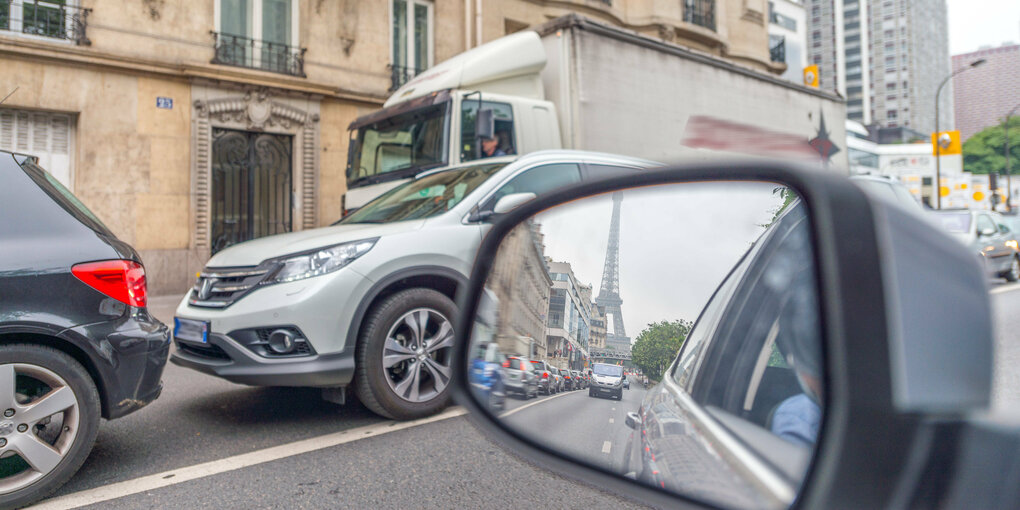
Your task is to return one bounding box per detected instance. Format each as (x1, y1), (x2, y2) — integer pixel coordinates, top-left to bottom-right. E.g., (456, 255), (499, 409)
(990, 172), (999, 191)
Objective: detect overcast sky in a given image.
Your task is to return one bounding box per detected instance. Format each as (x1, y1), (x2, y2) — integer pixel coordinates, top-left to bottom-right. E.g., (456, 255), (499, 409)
(533, 182), (788, 343)
(948, 0), (1020, 55)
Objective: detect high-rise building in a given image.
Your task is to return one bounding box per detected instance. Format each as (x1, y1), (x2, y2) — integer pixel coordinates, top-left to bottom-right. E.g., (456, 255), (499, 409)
(806, 0), (951, 132)
(952, 44), (1020, 142)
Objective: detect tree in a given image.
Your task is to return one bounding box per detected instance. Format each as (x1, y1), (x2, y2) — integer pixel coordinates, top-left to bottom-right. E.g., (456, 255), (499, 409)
(631, 320), (693, 382)
(962, 116), (1020, 175)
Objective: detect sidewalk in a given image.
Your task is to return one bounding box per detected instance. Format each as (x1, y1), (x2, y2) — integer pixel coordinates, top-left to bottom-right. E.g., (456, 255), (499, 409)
(148, 294), (188, 325)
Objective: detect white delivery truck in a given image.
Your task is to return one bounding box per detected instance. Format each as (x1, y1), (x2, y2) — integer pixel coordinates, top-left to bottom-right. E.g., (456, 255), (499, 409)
(344, 14), (847, 210)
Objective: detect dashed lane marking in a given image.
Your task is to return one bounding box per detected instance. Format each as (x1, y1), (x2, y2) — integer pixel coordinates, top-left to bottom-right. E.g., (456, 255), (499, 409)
(991, 283), (1020, 295)
(602, 441), (612, 454)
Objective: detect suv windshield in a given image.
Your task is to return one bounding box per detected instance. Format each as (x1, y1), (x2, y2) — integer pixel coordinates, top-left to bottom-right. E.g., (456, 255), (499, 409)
(593, 364), (623, 377)
(340, 163), (506, 224)
(348, 103), (450, 186)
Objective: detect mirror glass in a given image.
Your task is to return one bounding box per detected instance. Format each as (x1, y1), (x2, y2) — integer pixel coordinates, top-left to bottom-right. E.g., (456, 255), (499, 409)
(466, 181), (823, 509)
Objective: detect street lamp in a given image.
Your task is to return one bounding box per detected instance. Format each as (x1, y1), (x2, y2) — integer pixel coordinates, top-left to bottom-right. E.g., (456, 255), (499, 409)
(934, 58), (986, 209)
(1004, 102), (1020, 212)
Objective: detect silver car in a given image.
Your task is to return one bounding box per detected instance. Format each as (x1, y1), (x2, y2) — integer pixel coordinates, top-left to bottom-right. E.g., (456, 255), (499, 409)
(933, 210), (1020, 281)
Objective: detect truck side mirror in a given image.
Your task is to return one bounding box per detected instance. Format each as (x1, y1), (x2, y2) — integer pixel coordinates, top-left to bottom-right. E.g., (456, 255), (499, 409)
(475, 109), (495, 140)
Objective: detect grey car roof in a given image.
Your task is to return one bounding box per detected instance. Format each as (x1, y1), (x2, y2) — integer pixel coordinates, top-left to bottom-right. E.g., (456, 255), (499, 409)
(414, 149), (662, 179)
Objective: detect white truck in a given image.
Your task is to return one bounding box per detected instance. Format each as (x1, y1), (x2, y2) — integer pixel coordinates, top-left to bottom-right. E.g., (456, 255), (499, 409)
(344, 14), (847, 210)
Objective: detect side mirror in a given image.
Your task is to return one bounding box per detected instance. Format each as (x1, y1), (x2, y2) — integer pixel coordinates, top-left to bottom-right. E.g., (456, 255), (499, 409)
(475, 108), (495, 140)
(979, 226), (997, 237)
(492, 192), (536, 214)
(452, 162), (995, 509)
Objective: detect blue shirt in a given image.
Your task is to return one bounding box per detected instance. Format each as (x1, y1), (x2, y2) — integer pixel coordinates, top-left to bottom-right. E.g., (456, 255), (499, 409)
(771, 393), (821, 446)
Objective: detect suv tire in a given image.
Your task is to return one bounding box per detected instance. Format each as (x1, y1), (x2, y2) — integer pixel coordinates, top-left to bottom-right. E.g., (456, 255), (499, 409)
(0, 344), (101, 509)
(355, 288), (457, 420)
(1005, 256), (1020, 282)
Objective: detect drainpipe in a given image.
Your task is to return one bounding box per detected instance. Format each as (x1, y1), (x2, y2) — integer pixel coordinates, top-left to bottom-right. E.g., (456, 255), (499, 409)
(464, 0), (472, 49)
(475, 0), (483, 46)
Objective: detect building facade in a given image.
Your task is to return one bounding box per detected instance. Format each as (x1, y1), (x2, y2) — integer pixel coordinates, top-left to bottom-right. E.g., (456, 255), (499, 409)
(1, 0), (787, 295)
(546, 260), (592, 370)
(768, 0), (808, 83)
(488, 221), (552, 359)
(952, 44), (1020, 143)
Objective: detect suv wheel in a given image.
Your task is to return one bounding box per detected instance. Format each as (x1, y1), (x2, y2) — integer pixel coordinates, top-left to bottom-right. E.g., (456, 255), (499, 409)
(1006, 256), (1020, 282)
(355, 288), (456, 420)
(0, 344), (100, 509)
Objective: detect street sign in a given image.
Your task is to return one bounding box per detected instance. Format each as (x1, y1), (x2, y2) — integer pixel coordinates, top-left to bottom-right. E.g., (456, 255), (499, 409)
(803, 65), (819, 88)
(156, 97), (174, 109)
(931, 130), (961, 155)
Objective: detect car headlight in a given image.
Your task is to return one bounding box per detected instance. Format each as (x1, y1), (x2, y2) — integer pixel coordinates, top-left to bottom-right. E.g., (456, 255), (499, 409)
(268, 239), (377, 284)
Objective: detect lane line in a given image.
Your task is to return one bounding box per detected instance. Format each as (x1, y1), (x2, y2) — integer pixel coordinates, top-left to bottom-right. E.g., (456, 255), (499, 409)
(609, 418), (615, 424)
(991, 283), (1020, 295)
(29, 407), (467, 510)
(499, 390), (575, 419)
(601, 441), (612, 454)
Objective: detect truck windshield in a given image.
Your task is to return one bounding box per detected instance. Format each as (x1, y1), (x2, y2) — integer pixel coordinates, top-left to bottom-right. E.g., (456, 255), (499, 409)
(348, 103), (450, 186)
(339, 162), (506, 224)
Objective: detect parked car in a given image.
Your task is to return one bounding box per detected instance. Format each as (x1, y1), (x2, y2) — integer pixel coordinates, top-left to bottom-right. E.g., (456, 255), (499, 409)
(561, 369), (577, 390)
(0, 151), (170, 508)
(469, 343), (506, 412)
(550, 367), (564, 393)
(529, 360), (557, 395)
(932, 210), (1020, 281)
(623, 375), (630, 390)
(572, 370), (586, 389)
(503, 357), (538, 399)
(170, 151), (657, 420)
(589, 363), (624, 399)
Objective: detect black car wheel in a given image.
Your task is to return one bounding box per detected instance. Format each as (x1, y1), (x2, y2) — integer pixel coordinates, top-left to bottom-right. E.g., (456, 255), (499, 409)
(355, 288), (456, 420)
(0, 344), (101, 509)
(1006, 256), (1020, 282)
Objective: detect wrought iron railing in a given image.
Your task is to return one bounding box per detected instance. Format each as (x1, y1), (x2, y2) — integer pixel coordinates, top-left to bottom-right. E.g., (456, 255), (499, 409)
(769, 36), (786, 63)
(389, 64), (423, 92)
(0, 0), (90, 45)
(683, 0), (716, 31)
(211, 32), (306, 77)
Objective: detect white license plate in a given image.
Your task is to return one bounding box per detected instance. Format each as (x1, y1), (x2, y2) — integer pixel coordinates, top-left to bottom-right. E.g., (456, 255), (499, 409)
(174, 317), (209, 344)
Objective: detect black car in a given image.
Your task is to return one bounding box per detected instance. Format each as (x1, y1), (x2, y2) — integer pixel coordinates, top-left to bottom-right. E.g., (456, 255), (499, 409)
(0, 151), (170, 507)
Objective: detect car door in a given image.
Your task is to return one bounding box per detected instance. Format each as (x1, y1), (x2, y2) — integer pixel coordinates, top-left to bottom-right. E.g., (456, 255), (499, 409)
(636, 203), (821, 509)
(977, 214), (1009, 272)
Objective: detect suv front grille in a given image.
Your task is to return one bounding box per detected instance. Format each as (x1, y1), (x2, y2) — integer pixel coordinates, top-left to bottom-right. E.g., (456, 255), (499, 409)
(175, 340), (231, 361)
(188, 264), (277, 308)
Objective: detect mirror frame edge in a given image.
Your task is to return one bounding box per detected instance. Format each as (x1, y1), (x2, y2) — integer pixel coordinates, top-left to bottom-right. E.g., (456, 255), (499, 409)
(450, 160), (904, 509)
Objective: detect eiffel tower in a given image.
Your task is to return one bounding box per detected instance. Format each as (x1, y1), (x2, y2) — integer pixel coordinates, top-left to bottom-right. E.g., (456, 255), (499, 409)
(596, 192), (629, 351)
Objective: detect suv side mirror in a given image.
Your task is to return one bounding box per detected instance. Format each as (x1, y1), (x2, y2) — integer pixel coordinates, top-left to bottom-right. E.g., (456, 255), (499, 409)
(492, 192), (536, 214)
(979, 226), (997, 237)
(452, 162), (997, 509)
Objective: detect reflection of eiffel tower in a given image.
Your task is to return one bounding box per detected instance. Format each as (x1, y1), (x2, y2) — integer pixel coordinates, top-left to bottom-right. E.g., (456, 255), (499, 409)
(596, 192), (629, 350)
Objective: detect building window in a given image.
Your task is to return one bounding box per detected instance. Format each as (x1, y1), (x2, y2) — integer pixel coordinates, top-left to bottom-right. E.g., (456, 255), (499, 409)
(1, 0), (90, 44)
(684, 0), (716, 31)
(887, 110), (897, 120)
(214, 0), (304, 76)
(887, 82), (896, 89)
(391, 0), (434, 90)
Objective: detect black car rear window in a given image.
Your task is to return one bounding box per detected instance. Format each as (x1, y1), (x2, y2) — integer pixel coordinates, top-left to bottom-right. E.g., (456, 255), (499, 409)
(16, 156), (113, 236)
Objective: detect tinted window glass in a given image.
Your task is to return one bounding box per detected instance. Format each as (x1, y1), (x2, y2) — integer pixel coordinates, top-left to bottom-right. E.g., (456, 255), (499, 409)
(484, 163), (582, 211)
(461, 100), (515, 161)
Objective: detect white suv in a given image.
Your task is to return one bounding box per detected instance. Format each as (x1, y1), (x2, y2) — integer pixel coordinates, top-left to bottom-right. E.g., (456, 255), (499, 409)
(170, 151), (658, 419)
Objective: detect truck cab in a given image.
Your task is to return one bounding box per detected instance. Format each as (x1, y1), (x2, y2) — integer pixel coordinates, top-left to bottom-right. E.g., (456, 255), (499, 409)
(345, 31), (560, 210)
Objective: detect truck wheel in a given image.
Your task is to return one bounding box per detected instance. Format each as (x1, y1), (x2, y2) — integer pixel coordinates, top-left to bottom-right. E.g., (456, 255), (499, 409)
(355, 288), (457, 420)
(0, 344), (101, 510)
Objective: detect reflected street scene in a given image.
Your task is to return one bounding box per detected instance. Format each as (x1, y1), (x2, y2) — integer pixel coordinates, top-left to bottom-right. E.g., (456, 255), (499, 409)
(468, 181), (825, 509)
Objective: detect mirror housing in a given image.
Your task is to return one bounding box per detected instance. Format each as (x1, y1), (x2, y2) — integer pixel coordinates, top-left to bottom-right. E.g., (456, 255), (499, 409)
(452, 161), (995, 509)
(475, 108), (495, 140)
(492, 192), (536, 214)
(979, 226), (997, 237)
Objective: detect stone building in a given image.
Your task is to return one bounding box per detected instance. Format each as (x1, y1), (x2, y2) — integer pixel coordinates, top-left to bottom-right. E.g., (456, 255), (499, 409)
(488, 220), (552, 359)
(547, 260), (592, 370)
(0, 0), (782, 294)
(952, 44), (1020, 143)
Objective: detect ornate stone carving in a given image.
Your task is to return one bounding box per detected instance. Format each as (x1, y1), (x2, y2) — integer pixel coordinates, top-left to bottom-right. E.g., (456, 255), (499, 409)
(193, 88), (312, 131)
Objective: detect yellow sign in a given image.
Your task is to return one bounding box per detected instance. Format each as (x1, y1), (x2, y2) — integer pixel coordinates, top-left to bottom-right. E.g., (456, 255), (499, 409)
(803, 65), (819, 88)
(931, 130), (961, 156)
(973, 191), (986, 201)
(940, 186), (950, 197)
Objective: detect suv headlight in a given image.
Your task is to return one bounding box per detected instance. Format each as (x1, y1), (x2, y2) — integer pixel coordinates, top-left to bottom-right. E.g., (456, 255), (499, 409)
(268, 239), (377, 284)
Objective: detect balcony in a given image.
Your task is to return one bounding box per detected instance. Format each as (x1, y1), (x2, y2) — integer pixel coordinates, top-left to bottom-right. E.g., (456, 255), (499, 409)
(0, 0), (90, 45)
(683, 0), (716, 31)
(389, 64), (423, 92)
(769, 36), (786, 63)
(211, 32), (306, 77)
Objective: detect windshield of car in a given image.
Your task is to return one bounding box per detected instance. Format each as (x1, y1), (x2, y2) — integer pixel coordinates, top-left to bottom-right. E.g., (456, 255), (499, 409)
(348, 102), (450, 185)
(339, 163), (507, 224)
(936, 212), (972, 233)
(593, 364), (623, 377)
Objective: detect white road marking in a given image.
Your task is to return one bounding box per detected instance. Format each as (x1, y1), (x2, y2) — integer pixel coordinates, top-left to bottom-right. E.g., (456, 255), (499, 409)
(611, 408), (616, 411)
(28, 407), (467, 510)
(609, 418), (615, 424)
(601, 441), (612, 454)
(499, 390), (574, 419)
(991, 283), (1020, 294)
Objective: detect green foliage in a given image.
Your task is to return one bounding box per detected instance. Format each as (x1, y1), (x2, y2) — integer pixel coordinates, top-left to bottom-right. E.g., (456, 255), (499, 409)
(962, 116), (1020, 175)
(631, 319), (693, 382)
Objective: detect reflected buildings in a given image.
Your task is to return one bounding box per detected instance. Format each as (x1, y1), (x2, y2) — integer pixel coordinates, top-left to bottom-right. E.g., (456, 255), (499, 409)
(546, 261), (593, 370)
(489, 221), (552, 359)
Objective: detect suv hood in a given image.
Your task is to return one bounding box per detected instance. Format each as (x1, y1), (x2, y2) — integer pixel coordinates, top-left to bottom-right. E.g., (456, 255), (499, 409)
(205, 220), (425, 267)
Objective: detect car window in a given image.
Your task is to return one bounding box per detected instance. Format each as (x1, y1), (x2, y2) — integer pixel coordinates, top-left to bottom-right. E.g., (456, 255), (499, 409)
(482, 163), (582, 211)
(461, 100), (516, 162)
(977, 214), (996, 234)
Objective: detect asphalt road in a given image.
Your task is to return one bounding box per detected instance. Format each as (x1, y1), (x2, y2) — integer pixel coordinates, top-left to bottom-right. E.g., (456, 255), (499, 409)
(25, 282), (1020, 509)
